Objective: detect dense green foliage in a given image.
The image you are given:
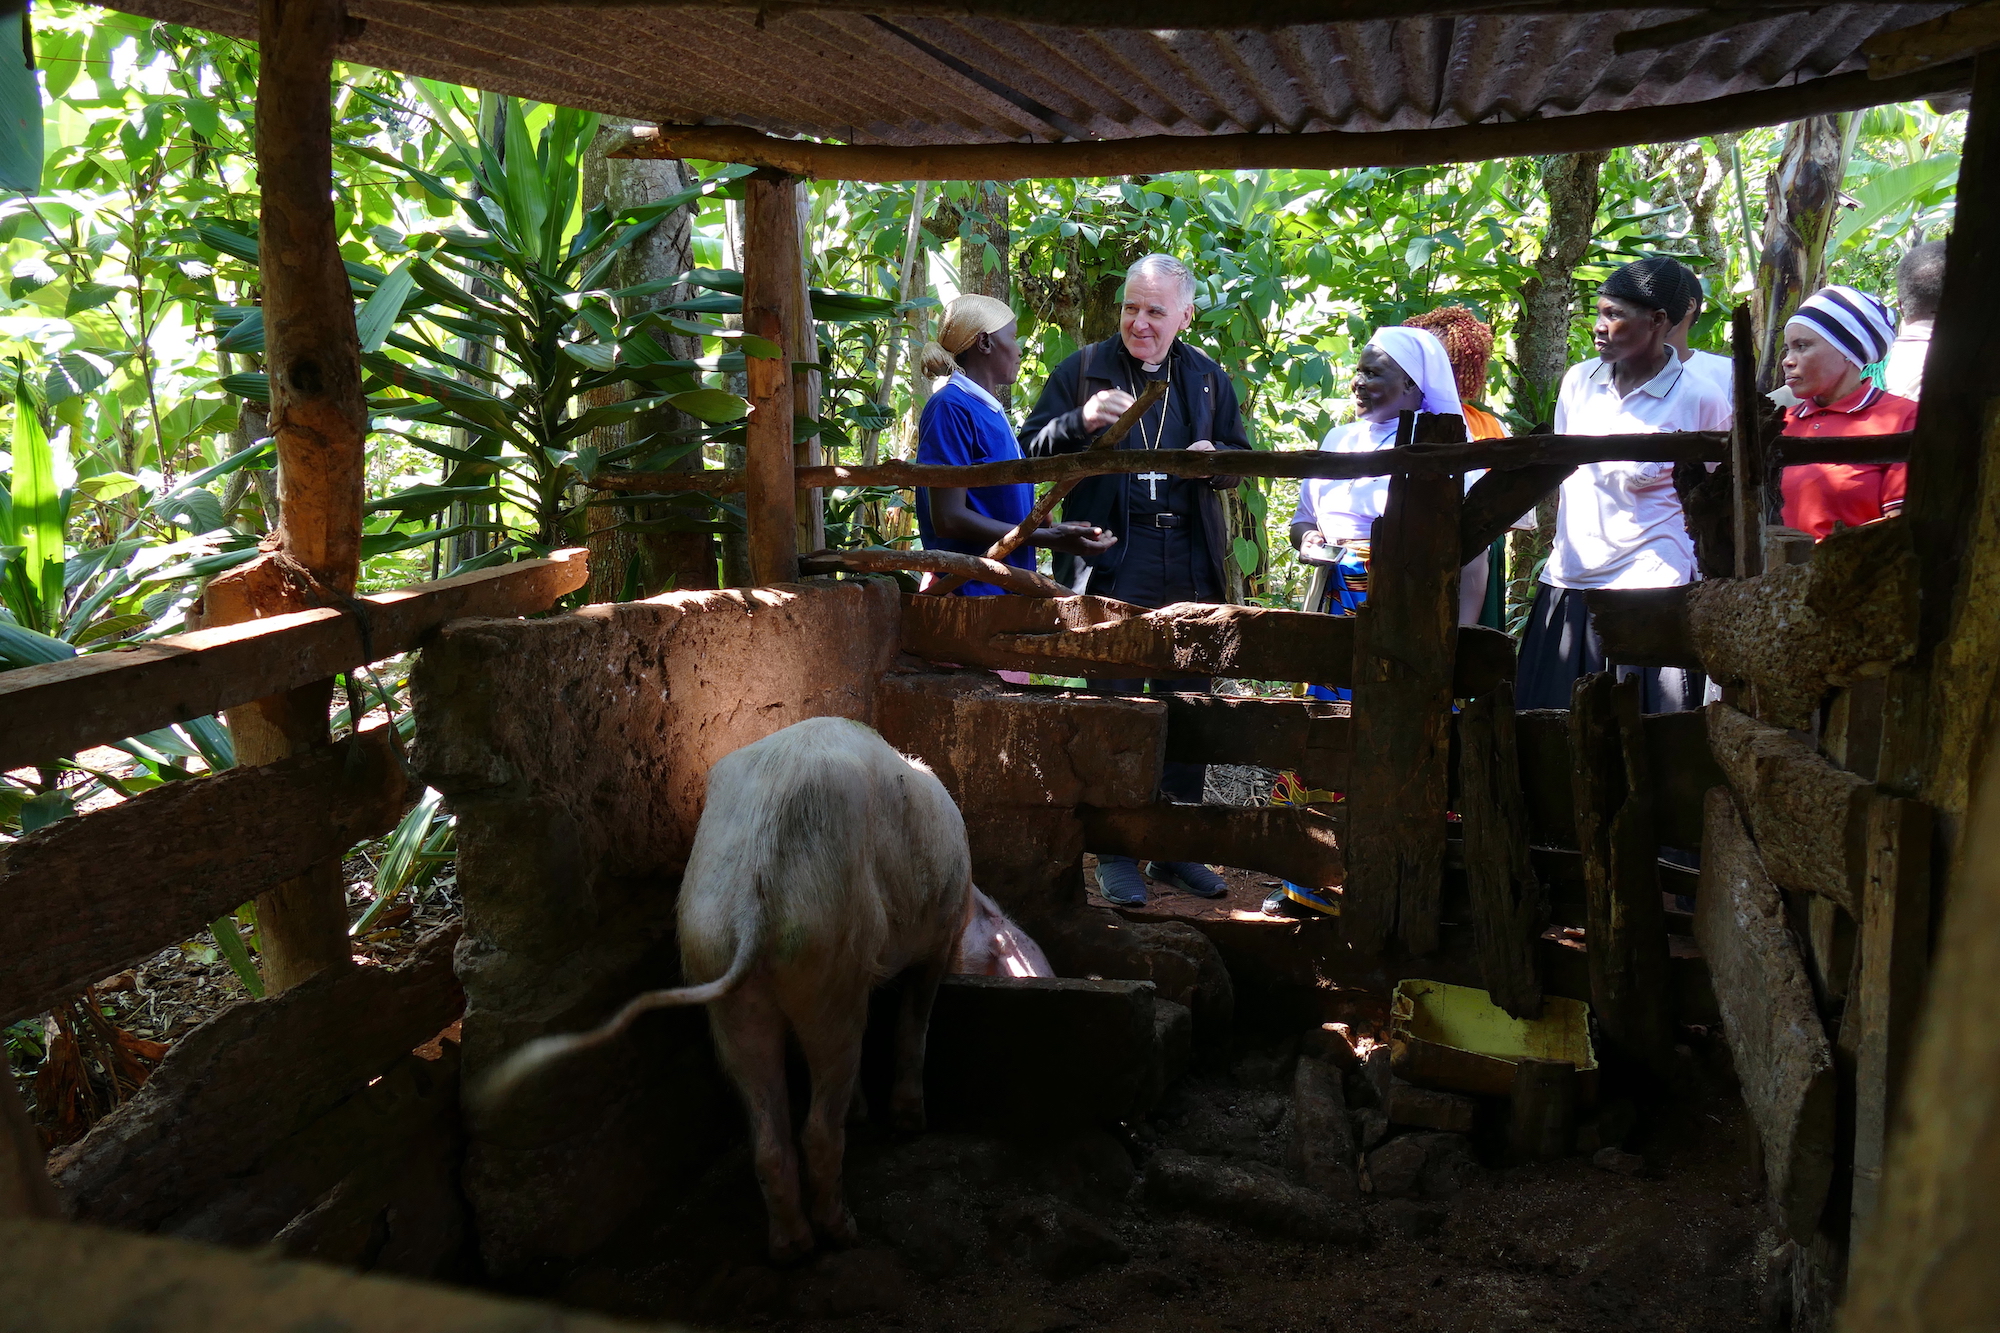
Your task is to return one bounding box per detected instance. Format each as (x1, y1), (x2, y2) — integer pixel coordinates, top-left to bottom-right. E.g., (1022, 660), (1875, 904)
(0, 1), (1968, 831)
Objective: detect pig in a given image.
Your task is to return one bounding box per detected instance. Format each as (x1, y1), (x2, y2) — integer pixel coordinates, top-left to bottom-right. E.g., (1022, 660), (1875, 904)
(954, 887), (1055, 979)
(483, 716), (973, 1264)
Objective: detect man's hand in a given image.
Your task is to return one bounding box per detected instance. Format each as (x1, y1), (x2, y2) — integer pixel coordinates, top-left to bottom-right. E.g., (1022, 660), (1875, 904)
(1188, 439), (1243, 487)
(1040, 521), (1118, 560)
(1082, 388), (1136, 431)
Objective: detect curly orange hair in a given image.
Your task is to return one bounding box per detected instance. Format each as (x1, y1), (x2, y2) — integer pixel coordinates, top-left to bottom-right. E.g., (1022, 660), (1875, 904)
(1406, 305), (1494, 405)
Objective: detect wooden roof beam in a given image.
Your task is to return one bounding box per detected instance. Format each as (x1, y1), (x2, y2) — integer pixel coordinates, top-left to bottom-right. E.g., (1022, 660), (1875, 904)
(608, 64), (1970, 180)
(429, 0), (1895, 26)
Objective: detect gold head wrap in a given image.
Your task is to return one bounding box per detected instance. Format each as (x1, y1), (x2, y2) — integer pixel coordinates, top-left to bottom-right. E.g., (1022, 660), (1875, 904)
(919, 294), (1015, 379)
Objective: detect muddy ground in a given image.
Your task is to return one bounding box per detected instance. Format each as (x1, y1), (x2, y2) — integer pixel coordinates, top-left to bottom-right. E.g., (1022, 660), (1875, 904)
(553, 854), (1772, 1333)
(555, 1024), (1773, 1333)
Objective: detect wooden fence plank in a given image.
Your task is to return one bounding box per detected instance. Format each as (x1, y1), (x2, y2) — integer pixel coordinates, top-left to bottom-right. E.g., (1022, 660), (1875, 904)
(50, 924), (462, 1230)
(0, 548), (586, 771)
(0, 1212), (663, 1333)
(1570, 673), (1672, 1070)
(900, 592), (1515, 696)
(1849, 794), (1934, 1247)
(1344, 414), (1462, 958)
(0, 721), (408, 1027)
(1706, 702), (1871, 912)
(1079, 804), (1343, 892)
(1161, 695), (1350, 793)
(1695, 787), (1835, 1241)
(1460, 692), (1547, 1019)
(1, 1076), (57, 1220)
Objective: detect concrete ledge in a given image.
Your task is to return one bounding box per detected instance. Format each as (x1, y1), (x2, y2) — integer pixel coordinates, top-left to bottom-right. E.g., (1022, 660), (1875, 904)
(926, 975), (1178, 1128)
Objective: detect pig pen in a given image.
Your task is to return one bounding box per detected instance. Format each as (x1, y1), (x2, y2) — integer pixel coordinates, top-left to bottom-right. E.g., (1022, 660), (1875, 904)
(407, 576), (1769, 1331)
(38, 576), (1773, 1333)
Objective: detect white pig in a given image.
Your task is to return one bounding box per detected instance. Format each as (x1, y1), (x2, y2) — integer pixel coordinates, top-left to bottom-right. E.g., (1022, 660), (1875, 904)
(954, 887), (1055, 979)
(484, 716), (973, 1263)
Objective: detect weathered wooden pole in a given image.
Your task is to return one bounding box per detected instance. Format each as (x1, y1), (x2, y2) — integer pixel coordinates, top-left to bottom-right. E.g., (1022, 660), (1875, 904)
(789, 183), (826, 556)
(201, 0), (368, 992)
(1728, 303), (1764, 580)
(1343, 410), (1463, 958)
(741, 172), (800, 585)
(1569, 672), (1672, 1072)
(1459, 689), (1546, 1019)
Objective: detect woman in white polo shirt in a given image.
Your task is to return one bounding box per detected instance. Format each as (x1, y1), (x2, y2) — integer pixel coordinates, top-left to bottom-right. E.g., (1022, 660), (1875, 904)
(1515, 258), (1732, 713)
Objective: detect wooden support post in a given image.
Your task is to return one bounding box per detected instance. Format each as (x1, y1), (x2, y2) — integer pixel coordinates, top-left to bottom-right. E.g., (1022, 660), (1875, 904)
(1849, 794), (1934, 1247)
(1344, 411), (1463, 958)
(1459, 691), (1547, 1019)
(1, 1074), (58, 1219)
(790, 182), (825, 556)
(742, 172), (800, 585)
(1508, 1058), (1576, 1162)
(1569, 672), (1672, 1071)
(202, 0), (370, 993)
(1729, 303), (1765, 580)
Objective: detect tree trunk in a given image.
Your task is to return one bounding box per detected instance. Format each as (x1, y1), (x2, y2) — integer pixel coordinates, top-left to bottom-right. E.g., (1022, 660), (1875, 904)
(208, 0), (369, 994)
(1754, 115), (1852, 393)
(1512, 151), (1609, 430)
(961, 180), (1011, 408)
(1508, 151), (1606, 628)
(581, 122), (711, 599)
(742, 175), (800, 586)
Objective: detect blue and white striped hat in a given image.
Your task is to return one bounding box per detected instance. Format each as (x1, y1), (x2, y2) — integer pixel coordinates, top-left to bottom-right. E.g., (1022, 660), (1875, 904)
(1786, 285), (1897, 370)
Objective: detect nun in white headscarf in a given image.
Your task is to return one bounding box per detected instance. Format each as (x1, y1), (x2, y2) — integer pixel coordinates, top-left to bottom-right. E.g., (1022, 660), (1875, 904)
(1289, 326), (1491, 647)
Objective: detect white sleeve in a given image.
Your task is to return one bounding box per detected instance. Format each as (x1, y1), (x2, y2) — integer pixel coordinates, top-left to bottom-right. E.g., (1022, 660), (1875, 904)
(1290, 480), (1316, 529)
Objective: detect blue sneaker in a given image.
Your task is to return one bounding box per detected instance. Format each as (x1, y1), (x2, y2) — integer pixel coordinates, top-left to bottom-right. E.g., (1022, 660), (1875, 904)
(1095, 855), (1149, 906)
(1148, 861), (1229, 899)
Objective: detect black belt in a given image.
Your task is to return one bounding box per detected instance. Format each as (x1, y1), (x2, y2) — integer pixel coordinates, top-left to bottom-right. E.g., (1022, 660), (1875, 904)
(1133, 512), (1190, 529)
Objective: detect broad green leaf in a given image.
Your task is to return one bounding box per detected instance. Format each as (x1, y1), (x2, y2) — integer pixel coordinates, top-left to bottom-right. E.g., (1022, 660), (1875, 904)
(209, 915), (265, 998)
(64, 281), (122, 316)
(45, 350), (111, 404)
(0, 620), (75, 668)
(19, 789), (75, 832)
(1833, 154), (1961, 251)
(218, 306), (265, 353)
(355, 258), (418, 353)
(219, 371), (271, 403)
(75, 471), (141, 503)
(367, 483), (500, 517)
(194, 219), (261, 265)
(8, 374), (63, 631)
(667, 388), (750, 424)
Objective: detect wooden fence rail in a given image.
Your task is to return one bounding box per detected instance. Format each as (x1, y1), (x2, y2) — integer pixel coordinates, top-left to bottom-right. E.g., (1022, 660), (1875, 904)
(0, 549), (587, 772)
(591, 430), (1912, 498)
(0, 720), (408, 1027)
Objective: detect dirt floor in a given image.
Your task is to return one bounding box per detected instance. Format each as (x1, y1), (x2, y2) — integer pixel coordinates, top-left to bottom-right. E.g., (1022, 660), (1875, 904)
(551, 855), (1772, 1333)
(22, 841), (1777, 1333)
(554, 1025), (1772, 1333)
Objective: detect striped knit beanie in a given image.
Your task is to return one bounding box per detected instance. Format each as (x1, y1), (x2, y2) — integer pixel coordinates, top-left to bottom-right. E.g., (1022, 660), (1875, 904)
(1786, 286), (1896, 370)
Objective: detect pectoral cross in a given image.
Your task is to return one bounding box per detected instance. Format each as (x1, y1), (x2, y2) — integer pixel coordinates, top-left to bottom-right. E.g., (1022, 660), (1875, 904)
(1138, 471), (1169, 501)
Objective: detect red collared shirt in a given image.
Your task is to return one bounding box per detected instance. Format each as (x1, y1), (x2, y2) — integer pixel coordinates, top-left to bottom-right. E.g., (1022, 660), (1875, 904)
(1779, 383), (1918, 540)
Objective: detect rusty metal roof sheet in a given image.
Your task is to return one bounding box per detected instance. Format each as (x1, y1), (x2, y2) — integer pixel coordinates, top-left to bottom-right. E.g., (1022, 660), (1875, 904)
(93, 1), (1953, 144)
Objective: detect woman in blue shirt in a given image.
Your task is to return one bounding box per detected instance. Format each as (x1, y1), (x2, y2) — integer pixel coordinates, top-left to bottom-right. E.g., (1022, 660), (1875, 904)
(916, 295), (1115, 593)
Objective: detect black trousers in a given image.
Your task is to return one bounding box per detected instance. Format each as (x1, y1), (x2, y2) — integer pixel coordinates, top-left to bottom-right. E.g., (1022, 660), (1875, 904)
(1514, 582), (1704, 713)
(1089, 675), (1211, 804)
(1084, 519), (1222, 607)
(1084, 522), (1221, 808)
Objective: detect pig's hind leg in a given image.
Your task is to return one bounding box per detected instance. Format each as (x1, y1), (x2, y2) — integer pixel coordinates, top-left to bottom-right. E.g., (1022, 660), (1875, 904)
(709, 980), (816, 1264)
(889, 950), (950, 1134)
(790, 980), (870, 1247)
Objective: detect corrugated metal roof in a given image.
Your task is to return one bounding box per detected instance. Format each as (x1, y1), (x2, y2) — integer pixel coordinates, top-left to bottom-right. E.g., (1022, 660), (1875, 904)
(93, 0), (1954, 144)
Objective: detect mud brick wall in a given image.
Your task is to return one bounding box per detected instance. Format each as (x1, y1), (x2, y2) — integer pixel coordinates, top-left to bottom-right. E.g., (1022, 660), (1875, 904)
(412, 580), (901, 1282)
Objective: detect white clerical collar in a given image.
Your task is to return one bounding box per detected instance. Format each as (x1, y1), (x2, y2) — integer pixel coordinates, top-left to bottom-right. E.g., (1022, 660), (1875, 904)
(948, 369), (1005, 415)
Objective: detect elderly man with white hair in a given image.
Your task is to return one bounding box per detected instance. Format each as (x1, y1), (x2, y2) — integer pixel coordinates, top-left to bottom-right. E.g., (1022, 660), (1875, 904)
(1019, 252), (1252, 907)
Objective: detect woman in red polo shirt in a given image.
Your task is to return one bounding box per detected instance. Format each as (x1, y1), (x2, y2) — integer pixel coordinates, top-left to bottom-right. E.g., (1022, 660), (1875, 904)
(1778, 285), (1917, 540)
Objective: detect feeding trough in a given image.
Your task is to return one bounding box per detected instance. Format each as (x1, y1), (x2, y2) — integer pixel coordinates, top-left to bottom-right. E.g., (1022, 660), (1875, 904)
(1388, 979), (1597, 1099)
